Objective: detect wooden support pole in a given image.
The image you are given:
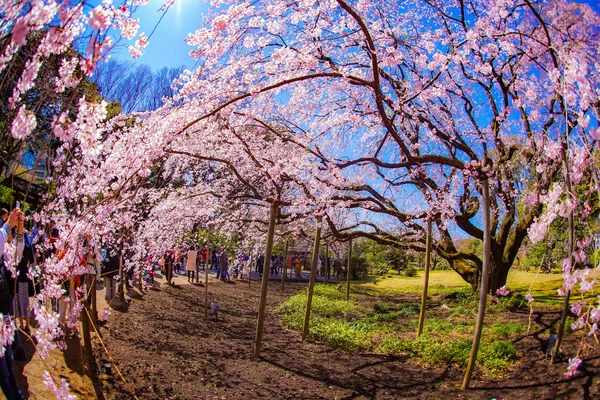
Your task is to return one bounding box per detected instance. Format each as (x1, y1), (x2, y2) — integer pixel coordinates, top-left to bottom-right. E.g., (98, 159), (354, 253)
(282, 239), (289, 292)
(119, 253), (125, 301)
(417, 220), (432, 337)
(346, 238), (352, 301)
(462, 178), (491, 389)
(204, 225), (210, 319)
(254, 202), (278, 357)
(81, 304), (95, 378)
(302, 218), (322, 341)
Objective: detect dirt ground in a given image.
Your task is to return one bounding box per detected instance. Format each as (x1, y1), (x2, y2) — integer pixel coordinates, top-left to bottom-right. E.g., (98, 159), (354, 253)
(86, 270), (600, 400)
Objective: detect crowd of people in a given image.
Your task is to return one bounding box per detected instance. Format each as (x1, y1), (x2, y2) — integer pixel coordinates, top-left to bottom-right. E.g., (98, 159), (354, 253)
(0, 204), (349, 400)
(0, 206), (61, 400)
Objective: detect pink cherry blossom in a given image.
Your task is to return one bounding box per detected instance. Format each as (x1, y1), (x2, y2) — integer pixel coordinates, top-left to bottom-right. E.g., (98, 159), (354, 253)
(11, 106), (37, 139)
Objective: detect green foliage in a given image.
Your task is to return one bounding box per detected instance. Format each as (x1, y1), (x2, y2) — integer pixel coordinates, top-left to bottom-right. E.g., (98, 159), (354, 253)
(278, 292), (355, 319)
(479, 340), (517, 374)
(425, 318), (453, 334)
(403, 336), (472, 366)
(450, 305), (473, 318)
(403, 265), (417, 277)
(377, 337), (412, 355)
(375, 263), (389, 276)
(490, 322), (526, 338)
(564, 316), (576, 334)
(313, 284), (346, 299)
(309, 317), (373, 351)
(367, 302), (420, 322)
(499, 294), (525, 311)
(455, 288), (478, 305)
(278, 287), (370, 351)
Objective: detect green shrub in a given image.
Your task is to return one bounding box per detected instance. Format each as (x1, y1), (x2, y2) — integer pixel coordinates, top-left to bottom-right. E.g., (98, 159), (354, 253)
(410, 336), (472, 366)
(375, 264), (389, 276)
(479, 340), (516, 374)
(404, 265), (417, 277)
(491, 322), (525, 338)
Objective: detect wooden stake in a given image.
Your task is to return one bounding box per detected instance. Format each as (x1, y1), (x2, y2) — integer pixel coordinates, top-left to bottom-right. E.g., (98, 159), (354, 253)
(205, 225), (210, 319)
(417, 219), (432, 337)
(254, 202), (278, 357)
(462, 178), (491, 390)
(282, 238), (289, 292)
(346, 238), (352, 301)
(302, 218), (322, 341)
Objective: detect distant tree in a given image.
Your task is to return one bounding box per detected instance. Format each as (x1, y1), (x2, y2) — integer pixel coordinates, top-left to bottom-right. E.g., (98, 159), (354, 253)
(93, 60), (184, 112)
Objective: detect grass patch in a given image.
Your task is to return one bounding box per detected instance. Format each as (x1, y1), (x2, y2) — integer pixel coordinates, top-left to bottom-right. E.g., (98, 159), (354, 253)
(425, 318), (454, 334)
(450, 305), (474, 317)
(490, 322), (526, 338)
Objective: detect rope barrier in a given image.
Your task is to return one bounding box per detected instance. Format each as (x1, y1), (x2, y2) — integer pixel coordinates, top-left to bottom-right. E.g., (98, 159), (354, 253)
(84, 307), (140, 400)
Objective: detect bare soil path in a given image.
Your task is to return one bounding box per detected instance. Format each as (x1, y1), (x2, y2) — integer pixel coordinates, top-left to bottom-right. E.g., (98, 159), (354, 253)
(90, 271), (600, 399)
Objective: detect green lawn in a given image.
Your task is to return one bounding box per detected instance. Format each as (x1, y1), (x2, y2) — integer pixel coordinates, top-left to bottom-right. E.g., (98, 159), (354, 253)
(356, 269), (597, 306)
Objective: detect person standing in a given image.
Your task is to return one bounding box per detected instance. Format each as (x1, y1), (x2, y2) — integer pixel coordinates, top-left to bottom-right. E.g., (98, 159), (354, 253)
(164, 248), (174, 284)
(0, 207), (25, 400)
(102, 247), (120, 302)
(219, 248), (229, 282)
(15, 224), (34, 333)
(186, 246), (197, 282)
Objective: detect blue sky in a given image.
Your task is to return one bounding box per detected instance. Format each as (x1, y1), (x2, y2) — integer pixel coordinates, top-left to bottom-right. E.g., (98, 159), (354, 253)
(110, 0), (210, 71)
(112, 0), (600, 72)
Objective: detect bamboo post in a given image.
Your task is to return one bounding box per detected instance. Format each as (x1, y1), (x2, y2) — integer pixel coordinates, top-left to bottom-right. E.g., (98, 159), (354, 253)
(90, 276), (98, 327)
(205, 224), (211, 319)
(119, 253), (125, 301)
(302, 218), (322, 341)
(462, 178), (491, 389)
(254, 202), (278, 357)
(81, 304), (95, 378)
(417, 219), (432, 337)
(324, 242), (328, 284)
(196, 229), (201, 284)
(281, 239), (289, 292)
(346, 238), (352, 301)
